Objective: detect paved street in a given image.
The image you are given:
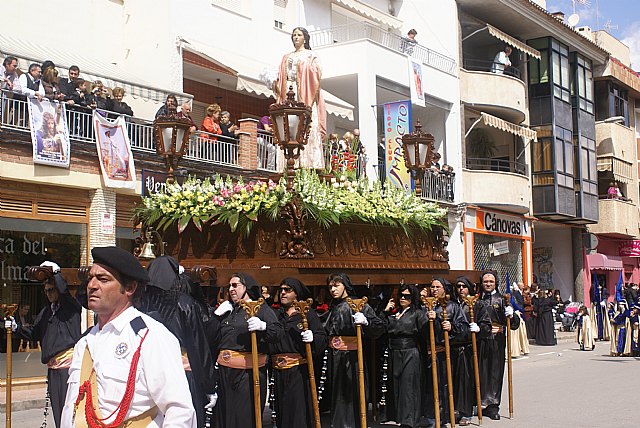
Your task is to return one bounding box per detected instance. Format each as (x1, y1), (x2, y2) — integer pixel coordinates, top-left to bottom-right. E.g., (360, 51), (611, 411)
(4, 341), (638, 427)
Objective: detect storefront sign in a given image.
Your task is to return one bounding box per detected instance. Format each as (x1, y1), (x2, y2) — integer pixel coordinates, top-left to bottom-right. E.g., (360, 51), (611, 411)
(101, 213), (114, 235)
(478, 210), (530, 237)
(492, 240), (510, 256)
(619, 240), (640, 257)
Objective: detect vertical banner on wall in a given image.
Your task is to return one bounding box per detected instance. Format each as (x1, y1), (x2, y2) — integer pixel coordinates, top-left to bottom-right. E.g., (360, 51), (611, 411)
(408, 58), (425, 107)
(384, 100), (412, 193)
(28, 98), (71, 167)
(93, 113), (137, 189)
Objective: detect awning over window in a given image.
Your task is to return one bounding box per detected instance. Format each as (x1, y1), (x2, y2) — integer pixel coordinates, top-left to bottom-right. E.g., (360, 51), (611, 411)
(597, 155), (633, 183)
(481, 112), (537, 141)
(181, 39), (355, 121)
(486, 24), (541, 59)
(0, 34), (192, 104)
(333, 0), (402, 30)
(588, 253), (623, 271)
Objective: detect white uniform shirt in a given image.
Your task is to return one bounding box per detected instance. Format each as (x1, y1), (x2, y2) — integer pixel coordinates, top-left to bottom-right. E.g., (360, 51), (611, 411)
(61, 306), (196, 427)
(492, 51), (511, 74)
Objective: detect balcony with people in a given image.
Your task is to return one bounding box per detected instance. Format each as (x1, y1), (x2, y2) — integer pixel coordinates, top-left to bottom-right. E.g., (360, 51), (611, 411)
(462, 117), (532, 214)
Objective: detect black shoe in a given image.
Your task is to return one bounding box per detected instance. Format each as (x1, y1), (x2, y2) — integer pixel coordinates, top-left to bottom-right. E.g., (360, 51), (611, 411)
(487, 413), (500, 420)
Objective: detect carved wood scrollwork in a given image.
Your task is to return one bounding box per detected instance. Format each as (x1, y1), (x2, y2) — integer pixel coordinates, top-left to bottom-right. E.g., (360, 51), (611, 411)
(279, 197), (314, 259)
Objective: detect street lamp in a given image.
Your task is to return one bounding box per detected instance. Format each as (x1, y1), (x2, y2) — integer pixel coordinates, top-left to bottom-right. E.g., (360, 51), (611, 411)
(153, 111), (192, 184)
(268, 86), (312, 191)
(402, 120), (435, 195)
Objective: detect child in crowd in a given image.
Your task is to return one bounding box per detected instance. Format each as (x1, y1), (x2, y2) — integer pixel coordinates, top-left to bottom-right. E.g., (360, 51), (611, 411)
(576, 305), (595, 351)
(69, 78), (89, 107)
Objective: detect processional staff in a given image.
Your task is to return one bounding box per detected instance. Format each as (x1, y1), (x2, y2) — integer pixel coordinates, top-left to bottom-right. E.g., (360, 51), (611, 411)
(438, 297), (456, 428)
(2, 303), (18, 428)
(503, 293), (514, 419)
(239, 298), (265, 428)
(421, 296), (441, 428)
(347, 296), (368, 428)
(292, 298), (321, 428)
(461, 295), (483, 425)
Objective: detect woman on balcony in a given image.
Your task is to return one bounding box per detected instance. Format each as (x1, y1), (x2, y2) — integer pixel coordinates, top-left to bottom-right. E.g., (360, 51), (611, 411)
(275, 27), (326, 170)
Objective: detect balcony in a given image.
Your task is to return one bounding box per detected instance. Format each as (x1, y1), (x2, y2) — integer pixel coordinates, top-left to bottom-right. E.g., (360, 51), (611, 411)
(589, 198), (640, 237)
(462, 160), (531, 214)
(309, 22), (457, 76)
(595, 121), (636, 159)
(460, 68), (527, 123)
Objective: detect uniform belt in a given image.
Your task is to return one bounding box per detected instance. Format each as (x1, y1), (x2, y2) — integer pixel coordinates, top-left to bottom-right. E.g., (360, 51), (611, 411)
(181, 347), (191, 371)
(217, 349), (267, 369)
(47, 347), (74, 369)
(389, 337), (417, 349)
(271, 353), (306, 370)
(491, 322), (505, 334)
(329, 336), (358, 351)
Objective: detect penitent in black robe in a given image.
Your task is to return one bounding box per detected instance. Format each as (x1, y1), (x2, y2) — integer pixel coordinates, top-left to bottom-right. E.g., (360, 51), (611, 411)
(478, 291), (520, 417)
(451, 300), (491, 420)
(213, 302), (283, 428)
(324, 299), (384, 428)
(383, 306), (428, 428)
(534, 296), (557, 346)
(270, 307), (328, 428)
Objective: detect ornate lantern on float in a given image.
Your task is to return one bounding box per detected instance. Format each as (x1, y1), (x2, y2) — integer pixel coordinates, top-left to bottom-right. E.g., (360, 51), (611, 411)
(268, 86), (312, 191)
(401, 120), (435, 195)
(153, 108), (192, 184)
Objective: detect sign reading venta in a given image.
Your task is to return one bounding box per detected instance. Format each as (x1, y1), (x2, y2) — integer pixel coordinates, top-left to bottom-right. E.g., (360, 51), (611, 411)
(477, 210), (531, 238)
(619, 240), (640, 257)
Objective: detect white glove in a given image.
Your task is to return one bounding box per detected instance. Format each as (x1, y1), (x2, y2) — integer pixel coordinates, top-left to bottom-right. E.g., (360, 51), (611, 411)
(353, 312), (369, 325)
(301, 330), (314, 343)
(40, 261), (60, 273)
(4, 317), (17, 332)
(469, 322), (480, 333)
(504, 306), (514, 317)
(214, 300), (233, 316)
(515, 310), (522, 316)
(204, 393), (218, 410)
(247, 317), (267, 332)
(178, 265), (185, 274)
(600, 301), (607, 307)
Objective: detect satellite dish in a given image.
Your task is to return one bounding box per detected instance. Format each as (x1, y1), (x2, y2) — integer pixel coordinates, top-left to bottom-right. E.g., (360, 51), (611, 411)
(568, 14), (580, 27)
(583, 233), (599, 252)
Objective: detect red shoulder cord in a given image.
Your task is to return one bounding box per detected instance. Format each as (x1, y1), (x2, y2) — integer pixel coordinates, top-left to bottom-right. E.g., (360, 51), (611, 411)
(75, 330), (150, 428)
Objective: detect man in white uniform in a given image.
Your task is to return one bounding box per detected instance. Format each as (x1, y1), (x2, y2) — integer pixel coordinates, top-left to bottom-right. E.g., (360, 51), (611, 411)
(61, 246), (196, 427)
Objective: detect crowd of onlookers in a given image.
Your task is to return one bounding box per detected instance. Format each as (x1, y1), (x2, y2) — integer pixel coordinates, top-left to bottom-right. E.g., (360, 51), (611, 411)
(1, 56), (134, 117)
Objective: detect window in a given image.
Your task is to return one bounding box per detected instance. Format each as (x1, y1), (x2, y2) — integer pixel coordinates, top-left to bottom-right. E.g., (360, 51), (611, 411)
(532, 138), (553, 173)
(274, 0), (287, 29)
(551, 40), (570, 103)
(595, 81), (629, 125)
(579, 135), (598, 195)
(573, 54), (594, 114)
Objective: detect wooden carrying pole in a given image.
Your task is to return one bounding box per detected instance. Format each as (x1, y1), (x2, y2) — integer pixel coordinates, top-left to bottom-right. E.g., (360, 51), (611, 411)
(347, 296), (368, 428)
(438, 298), (456, 428)
(240, 299), (265, 428)
(293, 298), (321, 428)
(503, 293), (514, 419)
(3, 304), (18, 428)
(421, 297), (441, 428)
(462, 295), (483, 425)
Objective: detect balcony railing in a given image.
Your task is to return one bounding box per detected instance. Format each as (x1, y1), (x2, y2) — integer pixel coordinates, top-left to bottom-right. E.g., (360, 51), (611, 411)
(462, 59), (522, 80)
(466, 157), (528, 176)
(0, 90), (240, 167)
(419, 171), (455, 203)
(309, 22), (457, 76)
(257, 130), (280, 172)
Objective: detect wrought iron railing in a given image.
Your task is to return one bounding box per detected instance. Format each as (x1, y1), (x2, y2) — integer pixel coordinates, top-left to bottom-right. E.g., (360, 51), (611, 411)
(420, 171), (455, 203)
(462, 58), (522, 80)
(309, 22), (457, 76)
(0, 90), (241, 167)
(466, 157), (528, 176)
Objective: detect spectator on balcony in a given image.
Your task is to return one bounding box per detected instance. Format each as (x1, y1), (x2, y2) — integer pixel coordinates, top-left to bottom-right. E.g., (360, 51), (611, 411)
(88, 81), (110, 111)
(68, 78), (90, 108)
(258, 115), (272, 133)
(42, 66), (65, 102)
(18, 63), (44, 102)
(401, 29), (418, 55)
(219, 111), (240, 142)
(491, 46), (512, 75)
(178, 102), (197, 134)
(1, 56), (21, 92)
(156, 94), (178, 118)
(258, 115), (276, 169)
(108, 86), (134, 116)
(59, 65), (80, 99)
(201, 103), (222, 139)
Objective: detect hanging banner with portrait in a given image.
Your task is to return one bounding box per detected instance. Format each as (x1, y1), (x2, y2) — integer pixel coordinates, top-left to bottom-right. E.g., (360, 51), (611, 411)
(383, 100), (412, 193)
(28, 98), (71, 168)
(408, 58), (425, 107)
(93, 112), (137, 190)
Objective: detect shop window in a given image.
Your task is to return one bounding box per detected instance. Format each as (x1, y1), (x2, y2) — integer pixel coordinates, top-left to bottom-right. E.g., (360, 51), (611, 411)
(473, 233), (523, 290)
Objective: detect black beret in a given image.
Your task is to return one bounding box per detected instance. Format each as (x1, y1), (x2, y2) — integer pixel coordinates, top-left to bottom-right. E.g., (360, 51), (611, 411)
(146, 256), (179, 291)
(91, 246), (150, 284)
(281, 277), (310, 300)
